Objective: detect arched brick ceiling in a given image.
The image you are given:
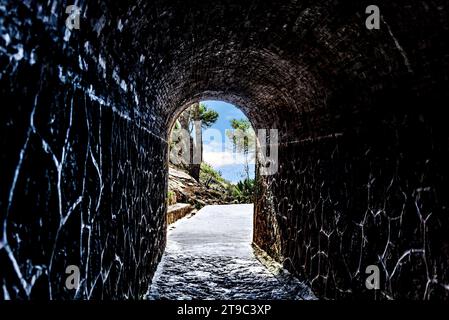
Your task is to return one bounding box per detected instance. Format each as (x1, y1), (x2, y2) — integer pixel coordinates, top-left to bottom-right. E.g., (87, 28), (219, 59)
(90, 0), (449, 141)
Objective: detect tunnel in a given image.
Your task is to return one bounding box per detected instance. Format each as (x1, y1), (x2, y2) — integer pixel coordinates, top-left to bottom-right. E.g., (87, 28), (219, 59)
(1, 0), (449, 300)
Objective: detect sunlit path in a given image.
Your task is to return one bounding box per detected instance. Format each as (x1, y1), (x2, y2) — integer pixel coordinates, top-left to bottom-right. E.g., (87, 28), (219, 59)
(147, 204), (314, 300)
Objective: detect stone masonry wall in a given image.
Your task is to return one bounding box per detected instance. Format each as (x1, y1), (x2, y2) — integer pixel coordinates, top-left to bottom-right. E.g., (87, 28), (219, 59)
(255, 95), (449, 299)
(0, 1), (167, 299)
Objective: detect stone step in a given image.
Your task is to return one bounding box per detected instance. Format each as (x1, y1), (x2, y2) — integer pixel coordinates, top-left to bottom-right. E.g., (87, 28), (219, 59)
(167, 203), (194, 225)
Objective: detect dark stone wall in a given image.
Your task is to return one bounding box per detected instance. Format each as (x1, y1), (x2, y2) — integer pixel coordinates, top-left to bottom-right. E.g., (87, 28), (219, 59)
(255, 105), (449, 299)
(249, 0), (449, 300)
(0, 1), (167, 299)
(1, 0), (449, 300)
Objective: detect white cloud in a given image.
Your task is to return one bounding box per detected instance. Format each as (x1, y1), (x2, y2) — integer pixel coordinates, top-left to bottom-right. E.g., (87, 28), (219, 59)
(203, 151), (255, 167)
(202, 140), (255, 167)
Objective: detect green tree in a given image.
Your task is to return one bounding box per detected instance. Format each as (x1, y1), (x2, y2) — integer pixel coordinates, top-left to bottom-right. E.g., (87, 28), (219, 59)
(226, 119), (255, 181)
(170, 103), (219, 180)
(197, 103), (219, 128)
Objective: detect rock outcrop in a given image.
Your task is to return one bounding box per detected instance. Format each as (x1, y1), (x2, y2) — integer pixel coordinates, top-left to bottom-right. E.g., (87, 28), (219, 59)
(168, 166), (232, 209)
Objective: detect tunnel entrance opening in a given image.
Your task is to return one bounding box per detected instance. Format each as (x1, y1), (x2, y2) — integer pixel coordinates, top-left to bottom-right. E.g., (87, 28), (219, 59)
(144, 100), (291, 299)
(165, 100), (257, 228)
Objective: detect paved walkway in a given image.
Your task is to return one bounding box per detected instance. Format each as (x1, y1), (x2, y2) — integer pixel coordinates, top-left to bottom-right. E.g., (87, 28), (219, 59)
(147, 204), (314, 300)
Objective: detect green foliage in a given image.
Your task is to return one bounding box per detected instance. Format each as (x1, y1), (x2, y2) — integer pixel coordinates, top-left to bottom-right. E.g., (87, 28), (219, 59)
(167, 190), (176, 206)
(198, 103), (219, 128)
(169, 103), (219, 167)
(228, 178), (255, 203)
(227, 119), (255, 153)
(230, 118), (251, 131)
(200, 162), (228, 186)
(200, 163), (255, 203)
(176, 103), (219, 132)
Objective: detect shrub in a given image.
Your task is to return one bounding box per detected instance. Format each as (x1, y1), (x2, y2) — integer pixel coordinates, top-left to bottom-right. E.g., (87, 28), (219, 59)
(229, 178), (255, 203)
(167, 190), (177, 206)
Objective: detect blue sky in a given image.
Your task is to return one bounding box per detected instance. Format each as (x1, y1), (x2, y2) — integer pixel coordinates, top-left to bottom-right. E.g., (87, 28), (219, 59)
(201, 100), (255, 184)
